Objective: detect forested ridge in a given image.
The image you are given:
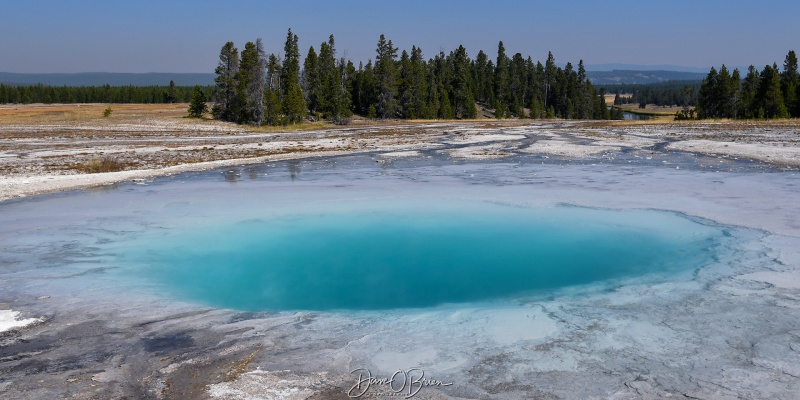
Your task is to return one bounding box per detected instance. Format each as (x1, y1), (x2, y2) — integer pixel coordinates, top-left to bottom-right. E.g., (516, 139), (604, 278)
(210, 29), (622, 125)
(692, 51), (799, 119)
(0, 81), (211, 104)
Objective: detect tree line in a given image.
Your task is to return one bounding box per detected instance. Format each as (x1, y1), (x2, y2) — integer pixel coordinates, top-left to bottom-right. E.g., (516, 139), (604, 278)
(696, 50), (798, 119)
(0, 81), (213, 104)
(211, 29), (623, 125)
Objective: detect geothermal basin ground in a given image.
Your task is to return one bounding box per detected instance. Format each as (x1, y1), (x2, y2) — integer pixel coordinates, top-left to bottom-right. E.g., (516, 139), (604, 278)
(1, 104), (800, 399)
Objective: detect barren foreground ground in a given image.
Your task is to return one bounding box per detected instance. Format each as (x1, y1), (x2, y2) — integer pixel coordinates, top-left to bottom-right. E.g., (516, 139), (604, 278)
(2, 105), (800, 399)
(1, 103), (799, 201)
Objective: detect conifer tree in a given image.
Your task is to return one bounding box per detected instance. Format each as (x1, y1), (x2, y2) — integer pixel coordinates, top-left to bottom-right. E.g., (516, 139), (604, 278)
(493, 41), (509, 118)
(563, 62), (578, 119)
(408, 46), (429, 118)
(698, 67), (719, 118)
(264, 54), (282, 125)
(739, 66), (760, 119)
(716, 65), (734, 118)
(757, 64), (789, 119)
(374, 34), (399, 118)
(576, 60), (592, 118)
(451, 45), (476, 118)
(439, 87), (454, 119)
(212, 42), (239, 121)
(398, 50), (414, 118)
(529, 62), (545, 118)
(543, 52), (559, 114)
(236, 40), (266, 125)
(473, 50), (493, 104)
(318, 35), (338, 118)
(508, 53), (525, 117)
(426, 61), (441, 119)
(523, 57), (536, 117)
(166, 80), (177, 103)
(354, 60), (377, 115)
(729, 68), (741, 119)
(303, 46), (321, 118)
(330, 57), (353, 124)
(781, 50), (799, 117)
(188, 85), (208, 117)
(280, 29), (306, 124)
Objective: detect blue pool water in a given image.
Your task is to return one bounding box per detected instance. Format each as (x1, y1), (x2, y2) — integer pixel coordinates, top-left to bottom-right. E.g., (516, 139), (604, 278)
(118, 200), (722, 311)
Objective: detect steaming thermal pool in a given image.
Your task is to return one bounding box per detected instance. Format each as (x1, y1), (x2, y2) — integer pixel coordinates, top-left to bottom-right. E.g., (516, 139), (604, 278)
(2, 157), (799, 399)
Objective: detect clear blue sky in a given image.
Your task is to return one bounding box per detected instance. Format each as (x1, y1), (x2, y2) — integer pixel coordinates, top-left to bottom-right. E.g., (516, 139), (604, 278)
(2, 0), (798, 73)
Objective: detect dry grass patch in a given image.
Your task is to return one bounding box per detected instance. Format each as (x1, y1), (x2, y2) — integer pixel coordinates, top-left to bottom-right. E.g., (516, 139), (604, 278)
(580, 118), (674, 128)
(69, 156), (130, 173)
(0, 103), (189, 124)
(618, 103), (684, 115)
(241, 121), (332, 133)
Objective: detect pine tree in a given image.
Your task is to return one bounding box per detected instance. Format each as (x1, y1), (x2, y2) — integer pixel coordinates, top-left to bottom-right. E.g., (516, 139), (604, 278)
(212, 42), (239, 122)
(544, 52), (557, 112)
(409, 47), (429, 118)
(426, 64), (441, 119)
(739, 66), (760, 118)
(355, 60), (377, 116)
(576, 60), (592, 118)
(781, 50), (799, 117)
(330, 57), (353, 124)
(303, 46), (321, 118)
(374, 34), (399, 119)
(529, 62), (545, 117)
(211, 42), (239, 121)
(493, 41), (509, 117)
(318, 35), (337, 118)
(530, 98), (543, 119)
(283, 84), (306, 124)
(523, 57), (536, 117)
(729, 68), (741, 119)
(473, 50), (493, 104)
(451, 45), (476, 118)
(563, 62), (578, 119)
(236, 40), (266, 125)
(264, 54), (282, 125)
(439, 88), (454, 119)
(166, 80), (177, 103)
(757, 64), (789, 119)
(716, 65), (734, 118)
(281, 29), (306, 124)
(698, 67), (719, 118)
(188, 85), (208, 117)
(398, 50), (414, 118)
(506, 53), (527, 118)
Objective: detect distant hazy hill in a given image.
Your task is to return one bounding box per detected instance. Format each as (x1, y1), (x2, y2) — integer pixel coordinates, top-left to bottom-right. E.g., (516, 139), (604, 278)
(1, 70), (705, 87)
(0, 72), (215, 86)
(585, 63), (711, 73)
(586, 70), (706, 85)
